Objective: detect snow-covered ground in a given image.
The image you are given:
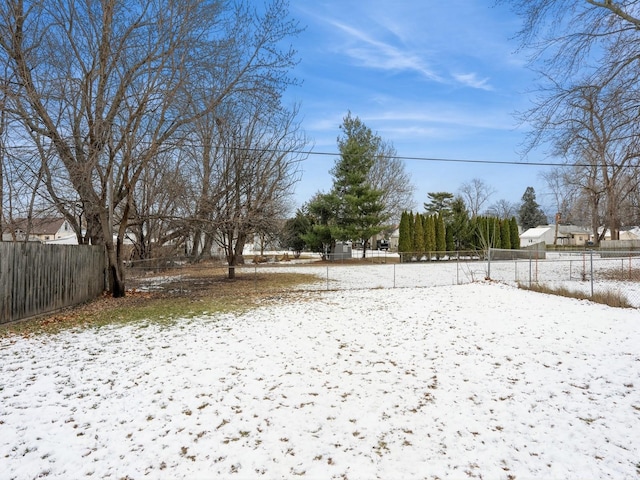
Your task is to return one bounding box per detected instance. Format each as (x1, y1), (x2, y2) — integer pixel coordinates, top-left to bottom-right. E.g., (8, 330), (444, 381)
(261, 252), (640, 307)
(1, 266), (639, 479)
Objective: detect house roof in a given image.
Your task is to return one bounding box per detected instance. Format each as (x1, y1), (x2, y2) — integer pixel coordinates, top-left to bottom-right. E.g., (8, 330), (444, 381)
(520, 226), (553, 238)
(620, 226), (640, 240)
(557, 224), (590, 235)
(521, 224), (591, 239)
(9, 217), (66, 235)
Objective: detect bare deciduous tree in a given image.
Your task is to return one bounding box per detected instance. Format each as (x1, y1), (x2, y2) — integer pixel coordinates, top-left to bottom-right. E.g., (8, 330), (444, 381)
(367, 140), (416, 225)
(532, 83), (640, 241)
(459, 178), (496, 218)
(505, 1), (640, 88)
(0, 0), (302, 296)
(486, 199), (517, 219)
(506, 1), (640, 240)
(212, 103), (307, 278)
(127, 151), (191, 262)
(540, 168), (579, 225)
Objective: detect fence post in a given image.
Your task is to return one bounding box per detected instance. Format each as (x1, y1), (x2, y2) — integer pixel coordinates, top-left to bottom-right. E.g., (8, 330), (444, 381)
(590, 249), (594, 298)
(326, 265), (329, 291)
(393, 263), (396, 288)
(487, 248), (491, 279)
(529, 249), (532, 287)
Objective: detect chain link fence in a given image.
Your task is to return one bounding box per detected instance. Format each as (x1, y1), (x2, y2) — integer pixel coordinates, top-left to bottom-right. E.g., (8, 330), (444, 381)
(485, 248), (640, 308)
(124, 249), (640, 308)
(256, 249), (640, 308)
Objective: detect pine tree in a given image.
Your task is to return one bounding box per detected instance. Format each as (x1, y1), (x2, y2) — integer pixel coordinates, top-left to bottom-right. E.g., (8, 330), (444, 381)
(283, 208), (311, 257)
(331, 113), (388, 258)
(424, 192), (454, 222)
(303, 193), (339, 257)
(518, 187), (547, 230)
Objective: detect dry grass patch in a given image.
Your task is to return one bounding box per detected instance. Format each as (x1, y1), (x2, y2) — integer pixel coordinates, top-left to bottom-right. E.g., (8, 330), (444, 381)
(519, 282), (633, 309)
(0, 267), (320, 337)
(600, 266), (640, 282)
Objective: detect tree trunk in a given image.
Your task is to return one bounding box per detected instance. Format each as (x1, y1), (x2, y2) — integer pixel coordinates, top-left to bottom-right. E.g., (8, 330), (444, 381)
(105, 239), (126, 297)
(226, 231), (246, 279)
(201, 233), (215, 260)
(605, 190), (620, 241)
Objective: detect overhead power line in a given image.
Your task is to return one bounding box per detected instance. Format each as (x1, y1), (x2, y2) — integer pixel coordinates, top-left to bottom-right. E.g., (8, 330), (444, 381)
(300, 149), (563, 167)
(247, 147), (638, 169)
(5, 140), (639, 169)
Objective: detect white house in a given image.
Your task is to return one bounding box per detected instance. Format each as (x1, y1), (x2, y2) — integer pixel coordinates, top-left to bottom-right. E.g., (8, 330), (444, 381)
(519, 226), (554, 247)
(519, 224), (591, 247)
(2, 217), (75, 243)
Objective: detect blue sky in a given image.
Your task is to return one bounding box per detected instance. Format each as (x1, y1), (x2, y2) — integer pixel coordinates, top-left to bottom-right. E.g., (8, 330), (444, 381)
(284, 0), (558, 215)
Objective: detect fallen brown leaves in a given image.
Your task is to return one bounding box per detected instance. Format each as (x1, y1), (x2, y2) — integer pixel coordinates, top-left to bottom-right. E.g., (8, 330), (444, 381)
(1, 266), (318, 337)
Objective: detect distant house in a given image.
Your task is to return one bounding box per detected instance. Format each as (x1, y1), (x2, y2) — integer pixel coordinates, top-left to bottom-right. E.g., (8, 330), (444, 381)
(519, 224), (591, 247)
(519, 226), (554, 247)
(599, 226), (640, 241)
(557, 225), (591, 246)
(620, 227), (640, 241)
(2, 217), (76, 243)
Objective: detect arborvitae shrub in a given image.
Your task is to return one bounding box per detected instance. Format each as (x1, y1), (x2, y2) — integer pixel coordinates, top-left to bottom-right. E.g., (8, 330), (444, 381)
(413, 212), (425, 254)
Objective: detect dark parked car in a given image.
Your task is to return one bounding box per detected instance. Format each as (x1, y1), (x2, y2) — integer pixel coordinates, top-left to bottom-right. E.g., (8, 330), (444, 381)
(376, 239), (389, 250)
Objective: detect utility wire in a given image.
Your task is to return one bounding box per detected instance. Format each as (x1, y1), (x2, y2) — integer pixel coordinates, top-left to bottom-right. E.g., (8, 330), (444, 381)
(234, 146), (638, 169)
(5, 140), (639, 169)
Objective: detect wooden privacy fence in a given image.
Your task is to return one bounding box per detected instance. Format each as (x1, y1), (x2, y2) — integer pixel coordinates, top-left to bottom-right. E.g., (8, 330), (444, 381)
(0, 243), (106, 324)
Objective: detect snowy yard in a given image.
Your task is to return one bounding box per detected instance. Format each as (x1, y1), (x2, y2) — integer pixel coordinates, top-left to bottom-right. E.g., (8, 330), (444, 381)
(1, 265), (639, 479)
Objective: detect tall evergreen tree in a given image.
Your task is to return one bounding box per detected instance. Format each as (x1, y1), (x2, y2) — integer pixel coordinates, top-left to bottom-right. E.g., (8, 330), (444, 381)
(500, 219), (511, 249)
(331, 113), (388, 258)
(435, 212), (446, 259)
(408, 211), (415, 252)
(398, 211), (412, 254)
(282, 208), (311, 257)
(424, 192), (455, 223)
(425, 215), (436, 256)
(450, 196), (471, 250)
(493, 217), (502, 249)
(509, 217), (520, 249)
(302, 192), (338, 258)
(519, 187), (547, 230)
(422, 214), (429, 256)
(413, 213), (425, 254)
(445, 227), (455, 252)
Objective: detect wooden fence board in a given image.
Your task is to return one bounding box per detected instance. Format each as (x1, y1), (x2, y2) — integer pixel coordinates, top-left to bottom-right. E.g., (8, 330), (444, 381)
(0, 243), (106, 324)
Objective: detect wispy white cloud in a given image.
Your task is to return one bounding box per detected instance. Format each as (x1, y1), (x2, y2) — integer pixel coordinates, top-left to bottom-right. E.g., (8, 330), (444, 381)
(452, 72), (493, 91)
(324, 18), (498, 91)
(327, 20), (443, 82)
